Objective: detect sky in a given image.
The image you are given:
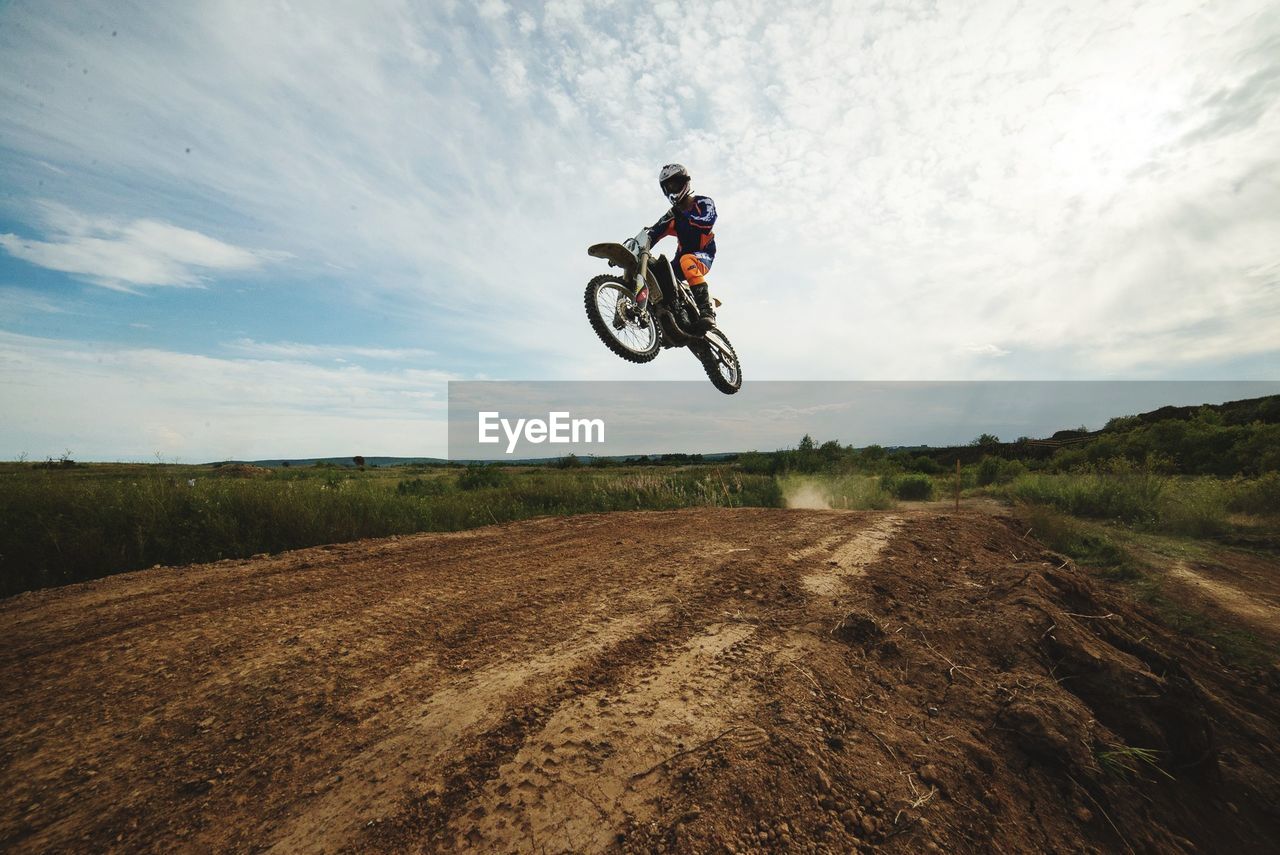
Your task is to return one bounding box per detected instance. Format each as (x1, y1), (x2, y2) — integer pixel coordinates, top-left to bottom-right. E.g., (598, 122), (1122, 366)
(1, 0), (1277, 461)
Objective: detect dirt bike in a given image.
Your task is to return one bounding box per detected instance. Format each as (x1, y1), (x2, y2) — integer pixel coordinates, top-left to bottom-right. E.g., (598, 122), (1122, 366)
(584, 242), (742, 394)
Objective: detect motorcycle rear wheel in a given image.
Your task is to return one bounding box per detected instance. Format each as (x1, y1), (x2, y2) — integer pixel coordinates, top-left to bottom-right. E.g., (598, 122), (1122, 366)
(584, 274), (661, 363)
(695, 327), (742, 394)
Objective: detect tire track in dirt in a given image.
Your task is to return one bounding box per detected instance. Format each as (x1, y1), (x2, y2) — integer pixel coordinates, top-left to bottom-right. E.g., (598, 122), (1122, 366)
(1166, 560), (1279, 628)
(247, 512), (821, 852)
(0, 523), (596, 663)
(5, 512), (791, 854)
(800, 515), (904, 599)
(21, 509), (1268, 854)
(266, 607), (662, 853)
(418, 513), (906, 853)
(441, 623), (767, 852)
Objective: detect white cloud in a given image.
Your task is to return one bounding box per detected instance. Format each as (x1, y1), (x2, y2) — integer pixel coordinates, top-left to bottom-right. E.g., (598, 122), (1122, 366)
(0, 204), (281, 291)
(0, 0), (1276, 394)
(225, 338), (436, 362)
(0, 330), (453, 460)
(476, 0), (509, 21)
(964, 344), (1011, 358)
(0, 287), (67, 316)
(495, 49), (530, 100)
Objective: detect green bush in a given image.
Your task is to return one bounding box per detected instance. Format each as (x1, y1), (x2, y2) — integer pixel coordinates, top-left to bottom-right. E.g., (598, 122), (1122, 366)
(977, 456), (1026, 486)
(908, 455), (943, 474)
(883, 473), (934, 500)
(457, 465), (512, 490)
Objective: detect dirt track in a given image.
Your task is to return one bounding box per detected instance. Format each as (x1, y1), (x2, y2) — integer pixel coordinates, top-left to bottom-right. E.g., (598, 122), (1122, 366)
(2, 508), (1278, 853)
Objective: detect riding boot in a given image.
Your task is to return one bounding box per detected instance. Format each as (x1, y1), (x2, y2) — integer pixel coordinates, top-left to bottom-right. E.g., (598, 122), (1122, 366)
(690, 283), (716, 329)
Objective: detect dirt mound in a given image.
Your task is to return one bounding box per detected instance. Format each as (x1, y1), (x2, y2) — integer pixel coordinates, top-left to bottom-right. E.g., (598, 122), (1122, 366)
(1, 509), (1277, 853)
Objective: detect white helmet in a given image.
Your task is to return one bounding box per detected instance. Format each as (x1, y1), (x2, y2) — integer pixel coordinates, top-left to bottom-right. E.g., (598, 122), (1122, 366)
(659, 163), (692, 206)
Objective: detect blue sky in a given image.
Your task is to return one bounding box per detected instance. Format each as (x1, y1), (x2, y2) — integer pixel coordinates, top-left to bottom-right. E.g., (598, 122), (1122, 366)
(1, 0), (1278, 460)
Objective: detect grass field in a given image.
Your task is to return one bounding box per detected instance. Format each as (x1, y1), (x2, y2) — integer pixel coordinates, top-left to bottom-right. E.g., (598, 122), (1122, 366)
(3, 459), (1277, 633)
(0, 462), (780, 597)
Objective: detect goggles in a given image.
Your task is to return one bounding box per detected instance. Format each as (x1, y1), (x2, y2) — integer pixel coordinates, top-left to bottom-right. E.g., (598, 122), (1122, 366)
(661, 175), (690, 195)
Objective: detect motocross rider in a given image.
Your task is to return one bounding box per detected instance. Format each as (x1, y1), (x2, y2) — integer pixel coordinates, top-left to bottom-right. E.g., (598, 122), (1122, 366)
(624, 163), (718, 329)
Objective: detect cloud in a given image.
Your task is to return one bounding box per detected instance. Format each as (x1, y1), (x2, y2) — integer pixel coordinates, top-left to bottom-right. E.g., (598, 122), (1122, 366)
(0, 204), (281, 291)
(476, 0), (509, 21)
(964, 344), (1011, 358)
(0, 330), (454, 460)
(0, 0), (1276, 396)
(0, 287), (67, 316)
(224, 338), (436, 362)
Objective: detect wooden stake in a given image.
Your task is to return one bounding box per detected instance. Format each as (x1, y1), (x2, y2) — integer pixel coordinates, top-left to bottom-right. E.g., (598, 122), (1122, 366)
(955, 458), (961, 511)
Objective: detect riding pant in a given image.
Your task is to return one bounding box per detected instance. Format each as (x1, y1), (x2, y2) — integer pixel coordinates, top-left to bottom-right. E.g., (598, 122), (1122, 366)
(674, 252), (712, 285)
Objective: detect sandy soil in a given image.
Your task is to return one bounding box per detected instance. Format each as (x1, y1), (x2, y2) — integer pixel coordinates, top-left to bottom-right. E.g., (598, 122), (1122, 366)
(2, 508), (1278, 853)
(1165, 551), (1280, 645)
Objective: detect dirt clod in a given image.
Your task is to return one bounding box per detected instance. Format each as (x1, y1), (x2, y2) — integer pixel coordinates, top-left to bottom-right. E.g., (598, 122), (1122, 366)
(831, 611), (884, 646)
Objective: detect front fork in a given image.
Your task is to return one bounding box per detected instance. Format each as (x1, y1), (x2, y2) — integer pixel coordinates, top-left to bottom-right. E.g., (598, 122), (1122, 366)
(634, 250), (652, 312)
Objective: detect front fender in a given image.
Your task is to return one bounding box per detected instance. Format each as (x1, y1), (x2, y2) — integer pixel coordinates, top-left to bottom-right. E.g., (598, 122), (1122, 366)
(588, 242), (660, 295)
(587, 242), (638, 275)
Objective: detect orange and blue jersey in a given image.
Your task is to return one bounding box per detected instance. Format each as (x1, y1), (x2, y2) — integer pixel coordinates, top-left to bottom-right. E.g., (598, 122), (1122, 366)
(646, 195), (717, 284)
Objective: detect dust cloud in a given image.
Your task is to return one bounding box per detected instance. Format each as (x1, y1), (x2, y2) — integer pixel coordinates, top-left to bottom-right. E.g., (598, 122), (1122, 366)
(784, 480), (831, 509)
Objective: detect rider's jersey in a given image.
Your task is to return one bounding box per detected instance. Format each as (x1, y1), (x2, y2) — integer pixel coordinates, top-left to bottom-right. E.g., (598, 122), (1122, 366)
(646, 195), (717, 262)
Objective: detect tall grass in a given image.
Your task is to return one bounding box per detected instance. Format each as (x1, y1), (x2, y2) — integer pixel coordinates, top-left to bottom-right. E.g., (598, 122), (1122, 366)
(1006, 464), (1249, 536)
(1227, 472), (1280, 516)
(1155, 478), (1232, 537)
(0, 466), (781, 597)
(1009, 467), (1165, 525)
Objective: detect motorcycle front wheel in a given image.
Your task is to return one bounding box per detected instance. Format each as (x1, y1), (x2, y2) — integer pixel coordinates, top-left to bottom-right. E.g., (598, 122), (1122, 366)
(695, 327), (742, 394)
(584, 274), (661, 363)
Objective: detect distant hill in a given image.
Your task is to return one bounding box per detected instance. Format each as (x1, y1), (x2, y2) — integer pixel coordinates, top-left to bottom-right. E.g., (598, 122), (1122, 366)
(207, 395), (1280, 473)
(1110, 395), (1280, 428)
(207, 456), (450, 468)
(886, 394), (1280, 475)
(206, 453), (742, 468)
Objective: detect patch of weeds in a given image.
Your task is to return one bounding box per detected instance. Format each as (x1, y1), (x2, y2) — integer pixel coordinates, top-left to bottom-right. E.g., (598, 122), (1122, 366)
(1017, 503), (1137, 578)
(1132, 578), (1272, 668)
(1096, 744), (1175, 782)
(396, 476), (453, 497)
(1110, 527), (1213, 564)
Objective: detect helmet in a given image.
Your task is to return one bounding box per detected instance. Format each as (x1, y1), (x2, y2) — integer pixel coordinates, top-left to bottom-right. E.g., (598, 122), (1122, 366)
(659, 163), (692, 206)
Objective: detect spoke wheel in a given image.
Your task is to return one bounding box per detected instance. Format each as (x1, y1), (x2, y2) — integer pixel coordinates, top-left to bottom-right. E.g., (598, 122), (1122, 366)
(584, 274), (661, 363)
(696, 327), (742, 394)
